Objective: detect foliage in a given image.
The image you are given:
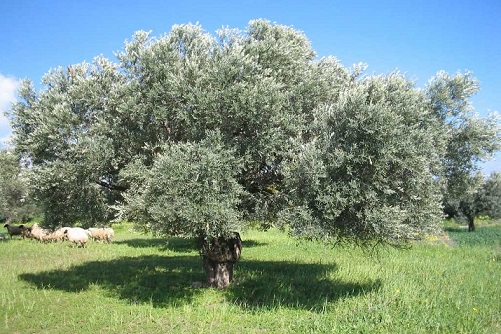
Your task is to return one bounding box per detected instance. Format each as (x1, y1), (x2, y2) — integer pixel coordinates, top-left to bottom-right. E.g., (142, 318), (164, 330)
(10, 60), (125, 227)
(280, 73), (443, 246)
(426, 71), (501, 216)
(118, 132), (244, 241)
(0, 149), (39, 222)
(7, 19), (499, 246)
(477, 172), (501, 218)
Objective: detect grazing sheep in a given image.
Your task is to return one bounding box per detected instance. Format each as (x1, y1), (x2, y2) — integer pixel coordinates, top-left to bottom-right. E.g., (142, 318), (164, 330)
(3, 223), (26, 239)
(42, 228), (66, 243)
(104, 227), (115, 242)
(63, 227), (89, 247)
(87, 227), (115, 243)
(21, 226), (32, 239)
(29, 224), (49, 242)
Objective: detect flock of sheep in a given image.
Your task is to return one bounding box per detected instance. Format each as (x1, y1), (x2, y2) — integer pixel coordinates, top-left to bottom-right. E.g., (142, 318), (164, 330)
(2, 223), (114, 247)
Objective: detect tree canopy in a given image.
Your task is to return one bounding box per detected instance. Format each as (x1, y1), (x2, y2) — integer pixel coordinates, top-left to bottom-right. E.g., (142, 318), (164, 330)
(0, 149), (39, 223)
(478, 172), (501, 219)
(9, 19), (500, 245)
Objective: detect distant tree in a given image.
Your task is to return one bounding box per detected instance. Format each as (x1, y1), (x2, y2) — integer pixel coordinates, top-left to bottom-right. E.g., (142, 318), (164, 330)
(426, 71), (501, 231)
(8, 20), (499, 287)
(445, 172), (501, 231)
(477, 172), (501, 219)
(0, 149), (39, 223)
(446, 173), (484, 232)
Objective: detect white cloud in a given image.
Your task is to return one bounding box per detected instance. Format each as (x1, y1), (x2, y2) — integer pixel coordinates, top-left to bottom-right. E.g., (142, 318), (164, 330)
(0, 74), (19, 147)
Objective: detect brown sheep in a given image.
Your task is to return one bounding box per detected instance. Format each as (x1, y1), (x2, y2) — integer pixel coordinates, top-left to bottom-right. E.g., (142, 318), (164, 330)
(3, 223), (26, 239)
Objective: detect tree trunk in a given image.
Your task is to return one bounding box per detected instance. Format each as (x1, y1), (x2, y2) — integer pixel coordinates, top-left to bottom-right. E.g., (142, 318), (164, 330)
(199, 232), (242, 288)
(467, 214), (475, 232)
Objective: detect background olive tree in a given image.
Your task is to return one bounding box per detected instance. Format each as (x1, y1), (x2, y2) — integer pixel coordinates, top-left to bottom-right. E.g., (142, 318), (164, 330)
(0, 149), (39, 223)
(9, 20), (500, 287)
(426, 71), (500, 231)
(448, 172), (501, 230)
(477, 172), (501, 219)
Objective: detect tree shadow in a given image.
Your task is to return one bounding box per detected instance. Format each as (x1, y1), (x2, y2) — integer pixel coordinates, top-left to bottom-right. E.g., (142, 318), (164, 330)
(19, 255), (379, 311)
(115, 237), (267, 252)
(19, 255), (204, 307)
(226, 260), (381, 311)
(115, 237), (198, 253)
(242, 239), (268, 248)
(444, 226), (467, 233)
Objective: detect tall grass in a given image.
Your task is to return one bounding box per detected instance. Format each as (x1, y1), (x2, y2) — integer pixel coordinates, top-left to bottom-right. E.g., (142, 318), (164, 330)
(1, 222), (500, 333)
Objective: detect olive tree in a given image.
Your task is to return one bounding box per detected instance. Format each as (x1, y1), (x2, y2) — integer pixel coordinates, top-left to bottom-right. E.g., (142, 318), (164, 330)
(0, 149), (39, 223)
(426, 71), (501, 231)
(453, 172), (501, 230)
(478, 172), (501, 219)
(9, 20), (499, 287)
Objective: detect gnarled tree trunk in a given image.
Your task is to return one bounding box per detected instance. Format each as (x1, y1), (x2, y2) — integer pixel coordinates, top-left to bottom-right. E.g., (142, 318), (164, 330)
(199, 232), (242, 288)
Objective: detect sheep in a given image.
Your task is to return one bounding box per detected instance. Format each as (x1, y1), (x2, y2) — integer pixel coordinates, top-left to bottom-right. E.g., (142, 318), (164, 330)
(3, 223), (26, 239)
(103, 227), (115, 243)
(42, 228), (66, 243)
(87, 227), (114, 243)
(63, 227), (89, 247)
(21, 226), (32, 239)
(29, 223), (49, 242)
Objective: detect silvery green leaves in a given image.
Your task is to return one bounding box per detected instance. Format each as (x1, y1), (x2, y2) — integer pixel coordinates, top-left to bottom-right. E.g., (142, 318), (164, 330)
(281, 74), (443, 246)
(118, 132), (244, 240)
(8, 20), (498, 246)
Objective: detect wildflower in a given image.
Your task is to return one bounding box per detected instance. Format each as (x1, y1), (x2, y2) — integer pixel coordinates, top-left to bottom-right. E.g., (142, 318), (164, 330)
(473, 307), (478, 312)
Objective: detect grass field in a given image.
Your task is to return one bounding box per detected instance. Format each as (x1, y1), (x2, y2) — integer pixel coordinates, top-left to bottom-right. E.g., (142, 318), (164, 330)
(1, 221), (500, 333)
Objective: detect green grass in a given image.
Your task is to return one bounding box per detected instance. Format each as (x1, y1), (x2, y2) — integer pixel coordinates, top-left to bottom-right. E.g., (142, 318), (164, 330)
(1, 222), (500, 333)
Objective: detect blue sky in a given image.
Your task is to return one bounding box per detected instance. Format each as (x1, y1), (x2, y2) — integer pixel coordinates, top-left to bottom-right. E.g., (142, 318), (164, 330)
(0, 0), (499, 173)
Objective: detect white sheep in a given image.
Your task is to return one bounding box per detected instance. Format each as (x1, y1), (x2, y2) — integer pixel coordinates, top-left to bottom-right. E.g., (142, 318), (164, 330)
(30, 224), (49, 241)
(87, 227), (114, 243)
(42, 228), (66, 242)
(63, 227), (89, 247)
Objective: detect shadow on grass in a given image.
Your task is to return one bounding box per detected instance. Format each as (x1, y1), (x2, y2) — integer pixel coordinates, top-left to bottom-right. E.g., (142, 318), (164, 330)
(227, 260), (380, 311)
(115, 237), (198, 253)
(446, 225), (501, 246)
(444, 226), (467, 233)
(242, 239), (268, 248)
(115, 237), (267, 252)
(19, 255), (378, 311)
(19, 255), (203, 307)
